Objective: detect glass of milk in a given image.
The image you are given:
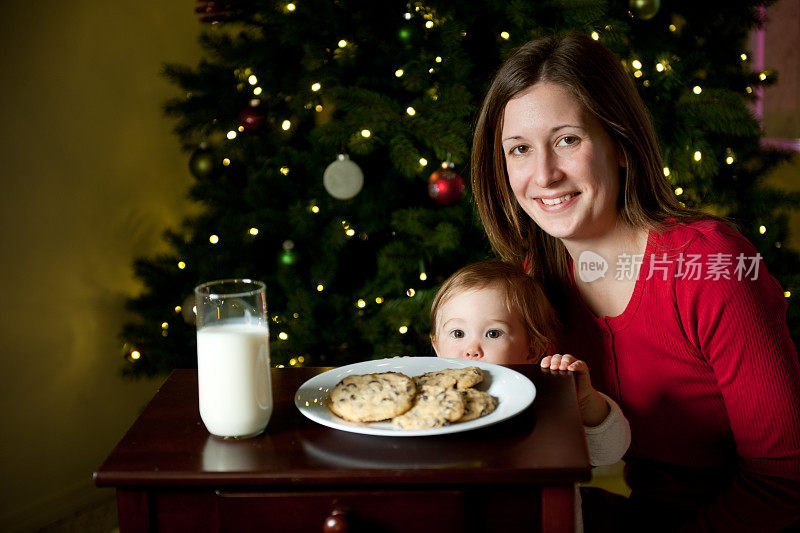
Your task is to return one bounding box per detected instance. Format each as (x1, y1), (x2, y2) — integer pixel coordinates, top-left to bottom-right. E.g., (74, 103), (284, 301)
(194, 279), (272, 439)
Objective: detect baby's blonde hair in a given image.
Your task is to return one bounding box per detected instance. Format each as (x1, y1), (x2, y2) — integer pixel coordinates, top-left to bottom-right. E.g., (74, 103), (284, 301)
(430, 260), (559, 362)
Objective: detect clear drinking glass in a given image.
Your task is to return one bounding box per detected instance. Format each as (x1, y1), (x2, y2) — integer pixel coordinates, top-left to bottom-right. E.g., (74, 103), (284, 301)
(194, 279), (272, 438)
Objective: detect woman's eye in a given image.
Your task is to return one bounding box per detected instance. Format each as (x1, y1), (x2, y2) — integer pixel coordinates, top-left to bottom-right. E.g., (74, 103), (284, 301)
(508, 144), (529, 156)
(450, 329), (465, 339)
(557, 135), (579, 147)
(486, 329), (503, 339)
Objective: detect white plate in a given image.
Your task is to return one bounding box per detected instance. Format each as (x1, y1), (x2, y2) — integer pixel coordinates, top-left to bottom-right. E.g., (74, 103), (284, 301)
(294, 357), (536, 437)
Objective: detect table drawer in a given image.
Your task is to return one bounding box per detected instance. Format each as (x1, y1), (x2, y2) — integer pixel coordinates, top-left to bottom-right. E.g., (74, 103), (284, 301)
(216, 489), (465, 533)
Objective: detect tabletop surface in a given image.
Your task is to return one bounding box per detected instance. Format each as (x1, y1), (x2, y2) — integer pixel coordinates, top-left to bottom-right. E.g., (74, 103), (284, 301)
(94, 365), (591, 488)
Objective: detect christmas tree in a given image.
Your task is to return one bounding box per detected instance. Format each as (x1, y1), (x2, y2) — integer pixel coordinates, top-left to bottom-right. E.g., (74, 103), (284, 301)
(121, 0), (799, 377)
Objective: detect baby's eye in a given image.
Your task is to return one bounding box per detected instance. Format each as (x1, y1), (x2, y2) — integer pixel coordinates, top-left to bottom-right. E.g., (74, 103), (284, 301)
(486, 329), (504, 339)
(556, 135), (579, 147)
(450, 329), (465, 339)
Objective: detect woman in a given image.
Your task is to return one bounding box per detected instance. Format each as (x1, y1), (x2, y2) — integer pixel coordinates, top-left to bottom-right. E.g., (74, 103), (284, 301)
(471, 34), (800, 532)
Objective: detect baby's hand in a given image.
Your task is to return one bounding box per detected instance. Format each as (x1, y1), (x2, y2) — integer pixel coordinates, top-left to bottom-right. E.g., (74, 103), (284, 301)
(541, 353), (609, 427)
(540, 354), (592, 399)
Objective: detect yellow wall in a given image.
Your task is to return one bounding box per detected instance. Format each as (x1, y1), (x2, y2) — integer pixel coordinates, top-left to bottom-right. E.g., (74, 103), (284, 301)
(0, 1), (200, 530)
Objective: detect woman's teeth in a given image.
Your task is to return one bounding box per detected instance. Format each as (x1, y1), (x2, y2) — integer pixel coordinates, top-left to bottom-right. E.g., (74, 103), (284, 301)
(541, 193), (575, 206)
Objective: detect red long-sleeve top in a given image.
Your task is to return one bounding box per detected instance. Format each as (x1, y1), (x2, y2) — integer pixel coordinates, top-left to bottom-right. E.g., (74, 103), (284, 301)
(558, 220), (800, 531)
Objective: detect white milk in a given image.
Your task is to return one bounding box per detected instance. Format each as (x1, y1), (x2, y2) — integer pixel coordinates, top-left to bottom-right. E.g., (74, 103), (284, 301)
(197, 321), (272, 438)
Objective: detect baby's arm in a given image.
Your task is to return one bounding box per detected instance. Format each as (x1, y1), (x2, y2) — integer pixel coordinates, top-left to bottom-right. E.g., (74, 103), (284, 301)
(541, 354), (631, 466)
(540, 353), (609, 426)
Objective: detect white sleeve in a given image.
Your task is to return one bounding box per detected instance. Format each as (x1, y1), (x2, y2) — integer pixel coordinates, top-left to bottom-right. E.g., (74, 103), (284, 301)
(584, 392), (631, 466)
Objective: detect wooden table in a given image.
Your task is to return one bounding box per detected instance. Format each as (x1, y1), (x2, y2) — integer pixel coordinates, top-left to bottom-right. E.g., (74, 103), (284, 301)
(94, 366), (590, 533)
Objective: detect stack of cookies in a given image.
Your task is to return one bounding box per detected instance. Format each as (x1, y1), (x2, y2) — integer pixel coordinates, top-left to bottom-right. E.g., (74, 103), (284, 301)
(327, 367), (499, 430)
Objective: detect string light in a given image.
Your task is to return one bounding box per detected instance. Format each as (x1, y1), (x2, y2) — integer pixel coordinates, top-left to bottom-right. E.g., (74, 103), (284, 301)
(286, 3), (296, 12)
(746, 86), (753, 94)
(406, 107), (416, 116)
(338, 40), (348, 48)
(310, 204), (320, 213)
(395, 69), (404, 77)
(227, 130), (237, 139)
(289, 358), (297, 366)
(281, 120), (292, 130)
(785, 291), (792, 298)
(435, 56), (442, 63)
(694, 151), (702, 162)
(161, 322), (169, 329)
(248, 75), (258, 85)
(740, 53), (748, 61)
(693, 86), (702, 94)
(253, 87), (262, 96)
(249, 227), (259, 235)
(726, 155), (735, 165)
(500, 31), (510, 40)
(419, 272), (427, 281)
(424, 20), (434, 29)
(222, 158), (231, 166)
(375, 297), (384, 304)
(315, 104), (323, 112)
(669, 24), (677, 32)
(591, 31), (600, 40)
(174, 306), (182, 313)
(178, 261), (186, 270)
(316, 284), (324, 292)
(280, 166), (290, 175)
(209, 234), (220, 244)
(278, 332), (289, 340)
(130, 350), (141, 360)
(361, 129), (371, 137)
(631, 59), (642, 69)
(311, 82), (321, 91)
(674, 187), (683, 195)
(759, 72), (767, 81)
(406, 288), (416, 297)
(656, 62), (665, 72)
(759, 225), (767, 234)
(398, 326), (408, 334)
(663, 167), (670, 177)
(634, 70), (643, 78)
(419, 158), (428, 166)
(356, 299), (366, 308)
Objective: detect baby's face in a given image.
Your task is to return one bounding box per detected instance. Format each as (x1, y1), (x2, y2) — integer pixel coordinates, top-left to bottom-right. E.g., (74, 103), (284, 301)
(432, 284), (531, 364)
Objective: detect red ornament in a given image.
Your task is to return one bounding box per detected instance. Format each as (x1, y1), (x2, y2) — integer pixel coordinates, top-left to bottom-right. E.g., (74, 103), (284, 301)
(195, 0), (229, 23)
(238, 102), (265, 134)
(428, 164), (465, 205)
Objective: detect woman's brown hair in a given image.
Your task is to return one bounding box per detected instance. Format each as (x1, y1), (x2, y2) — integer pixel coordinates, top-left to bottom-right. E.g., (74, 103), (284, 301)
(471, 33), (702, 287)
(430, 260), (559, 362)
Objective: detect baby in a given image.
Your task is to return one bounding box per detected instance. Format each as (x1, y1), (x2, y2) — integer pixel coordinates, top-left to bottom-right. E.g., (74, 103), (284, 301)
(430, 259), (630, 460)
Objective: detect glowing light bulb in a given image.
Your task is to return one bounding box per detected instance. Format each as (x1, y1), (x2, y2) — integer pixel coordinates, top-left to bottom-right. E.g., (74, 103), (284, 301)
(435, 56), (442, 63)
(253, 87), (262, 95)
(310, 205), (320, 213)
(406, 107), (416, 116)
(315, 104), (323, 112)
(591, 31), (599, 40)
(631, 59), (642, 69)
(395, 69), (404, 77)
(726, 156), (734, 165)
(634, 70), (643, 78)
(785, 291), (792, 298)
(248, 75), (258, 85)
(669, 24), (677, 32)
(178, 261), (186, 270)
(278, 332), (289, 340)
(693, 86), (702, 94)
(419, 272), (427, 281)
(500, 31), (510, 39)
(356, 299), (366, 308)
(656, 62), (665, 72)
(398, 326), (408, 334)
(361, 129), (371, 137)
(316, 284), (324, 292)
(338, 40), (347, 48)
(425, 21), (433, 29)
(406, 288), (415, 297)
(694, 151), (702, 161)
(222, 158), (231, 166)
(227, 130), (237, 139)
(249, 227), (259, 235)
(375, 297), (384, 304)
(740, 53), (747, 61)
(759, 72), (767, 81)
(419, 158), (428, 166)
(674, 187), (683, 195)
(161, 322), (169, 329)
(286, 3), (295, 12)
(345, 228), (355, 237)
(311, 82), (321, 91)
(759, 225), (767, 234)
(209, 234), (219, 244)
(282, 120), (291, 130)
(663, 167), (670, 177)
(174, 306), (182, 313)
(130, 350), (141, 360)
(280, 166), (290, 175)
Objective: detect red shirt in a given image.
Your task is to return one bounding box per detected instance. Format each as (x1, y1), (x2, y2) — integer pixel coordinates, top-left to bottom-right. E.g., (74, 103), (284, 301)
(559, 220), (800, 531)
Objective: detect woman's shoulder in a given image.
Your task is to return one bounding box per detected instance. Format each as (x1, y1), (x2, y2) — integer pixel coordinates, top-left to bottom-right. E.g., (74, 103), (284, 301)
(655, 218), (755, 255)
